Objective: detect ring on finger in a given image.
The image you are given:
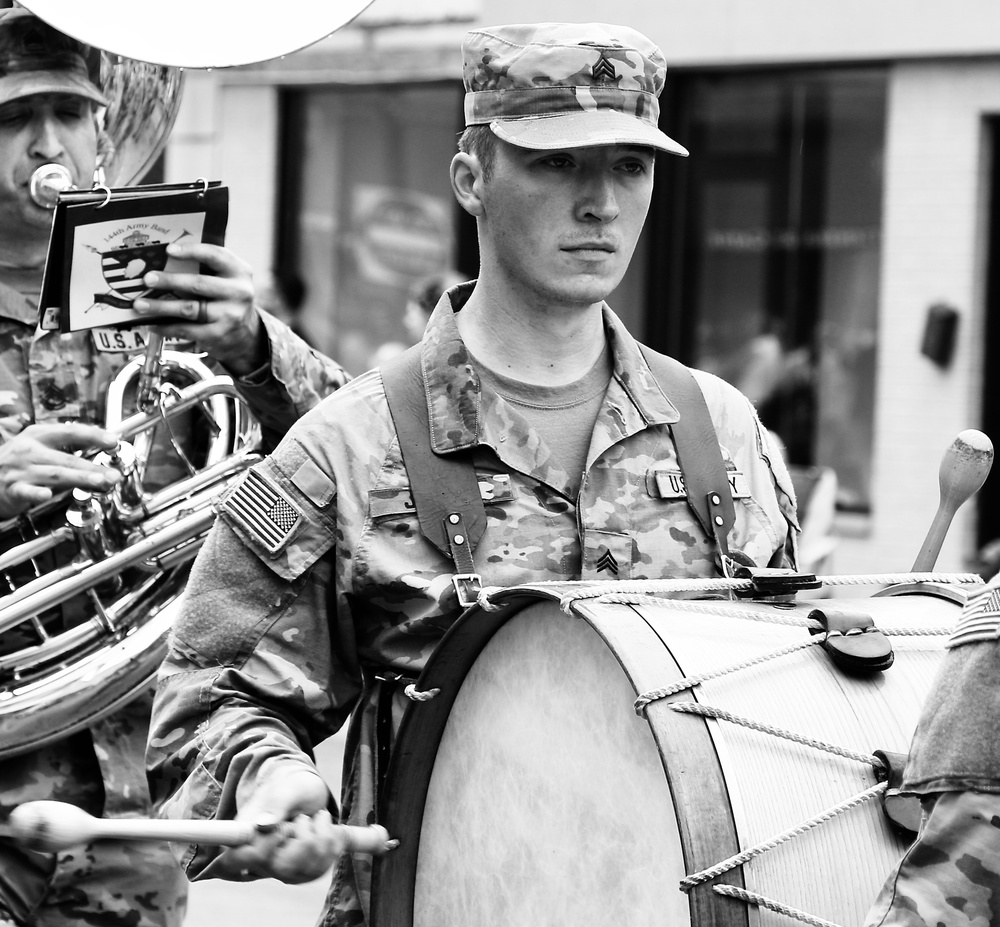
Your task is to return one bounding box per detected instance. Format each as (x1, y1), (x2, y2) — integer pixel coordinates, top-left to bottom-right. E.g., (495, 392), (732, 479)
(196, 299), (209, 324)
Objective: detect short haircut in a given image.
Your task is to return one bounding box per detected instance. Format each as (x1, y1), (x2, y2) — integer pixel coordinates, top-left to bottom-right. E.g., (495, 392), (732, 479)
(458, 125), (498, 183)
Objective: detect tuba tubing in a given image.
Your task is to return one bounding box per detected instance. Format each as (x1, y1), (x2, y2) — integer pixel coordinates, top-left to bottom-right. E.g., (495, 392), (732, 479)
(0, 370), (246, 541)
(0, 586), (181, 758)
(0, 526), (75, 573)
(0, 503), (216, 637)
(0, 349), (262, 759)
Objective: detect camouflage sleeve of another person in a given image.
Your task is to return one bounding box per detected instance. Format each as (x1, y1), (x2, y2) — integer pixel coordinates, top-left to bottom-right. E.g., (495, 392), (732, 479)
(146, 505), (361, 879)
(230, 310), (351, 451)
(758, 422), (799, 569)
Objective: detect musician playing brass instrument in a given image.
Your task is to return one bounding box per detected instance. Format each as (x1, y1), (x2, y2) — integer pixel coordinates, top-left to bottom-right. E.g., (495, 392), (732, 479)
(0, 8), (350, 926)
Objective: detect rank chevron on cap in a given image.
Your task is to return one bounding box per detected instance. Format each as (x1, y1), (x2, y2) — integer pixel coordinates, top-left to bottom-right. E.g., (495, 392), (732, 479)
(591, 54), (617, 82)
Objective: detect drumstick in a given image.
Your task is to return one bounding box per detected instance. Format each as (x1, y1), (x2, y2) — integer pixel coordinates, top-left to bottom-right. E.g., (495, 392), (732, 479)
(1, 800), (396, 856)
(912, 429), (994, 572)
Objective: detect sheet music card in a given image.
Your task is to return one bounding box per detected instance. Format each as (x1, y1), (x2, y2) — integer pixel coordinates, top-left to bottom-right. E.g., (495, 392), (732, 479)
(38, 181), (228, 333)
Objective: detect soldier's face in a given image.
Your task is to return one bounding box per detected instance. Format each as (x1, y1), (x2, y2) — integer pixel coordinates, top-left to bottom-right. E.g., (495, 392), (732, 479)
(0, 92), (98, 243)
(479, 140), (654, 311)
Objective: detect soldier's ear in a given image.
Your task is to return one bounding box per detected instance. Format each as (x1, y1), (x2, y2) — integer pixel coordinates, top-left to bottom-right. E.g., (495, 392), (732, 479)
(451, 152), (485, 217)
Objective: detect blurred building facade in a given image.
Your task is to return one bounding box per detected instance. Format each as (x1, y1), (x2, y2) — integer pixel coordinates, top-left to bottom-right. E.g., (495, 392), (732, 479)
(163, 0), (1000, 577)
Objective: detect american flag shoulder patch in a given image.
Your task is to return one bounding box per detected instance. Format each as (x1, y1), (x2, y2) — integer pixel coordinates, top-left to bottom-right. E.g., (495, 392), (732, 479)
(948, 583), (1000, 649)
(222, 469), (305, 555)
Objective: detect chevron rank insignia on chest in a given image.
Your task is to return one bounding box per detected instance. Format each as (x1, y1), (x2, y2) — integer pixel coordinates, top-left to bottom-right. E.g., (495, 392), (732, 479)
(596, 548), (619, 575)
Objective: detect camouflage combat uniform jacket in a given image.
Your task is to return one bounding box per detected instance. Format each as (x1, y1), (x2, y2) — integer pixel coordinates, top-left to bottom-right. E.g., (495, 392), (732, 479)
(148, 287), (799, 927)
(0, 272), (349, 926)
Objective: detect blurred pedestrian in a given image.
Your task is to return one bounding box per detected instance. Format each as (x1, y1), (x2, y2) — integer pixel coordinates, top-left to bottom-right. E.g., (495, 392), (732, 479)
(370, 268), (467, 366)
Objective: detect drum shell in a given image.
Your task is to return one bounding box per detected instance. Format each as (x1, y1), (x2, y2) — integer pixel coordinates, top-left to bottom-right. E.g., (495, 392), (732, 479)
(373, 582), (964, 927)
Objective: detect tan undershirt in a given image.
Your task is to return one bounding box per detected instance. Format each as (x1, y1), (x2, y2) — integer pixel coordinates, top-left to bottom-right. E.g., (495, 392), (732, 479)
(474, 347), (613, 498)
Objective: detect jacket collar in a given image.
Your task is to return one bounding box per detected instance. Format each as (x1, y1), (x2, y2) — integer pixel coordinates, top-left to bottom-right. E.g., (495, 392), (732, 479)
(420, 284), (680, 455)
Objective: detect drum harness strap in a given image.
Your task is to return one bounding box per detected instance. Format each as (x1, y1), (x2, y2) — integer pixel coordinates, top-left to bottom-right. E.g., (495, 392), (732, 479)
(380, 341), (737, 598)
(372, 341), (738, 814)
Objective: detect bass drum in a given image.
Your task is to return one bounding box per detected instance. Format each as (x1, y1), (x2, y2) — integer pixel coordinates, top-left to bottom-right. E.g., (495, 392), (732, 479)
(373, 580), (969, 927)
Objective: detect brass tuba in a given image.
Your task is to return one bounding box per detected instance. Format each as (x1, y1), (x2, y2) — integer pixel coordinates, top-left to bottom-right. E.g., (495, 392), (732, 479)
(0, 0), (373, 757)
(0, 337), (263, 757)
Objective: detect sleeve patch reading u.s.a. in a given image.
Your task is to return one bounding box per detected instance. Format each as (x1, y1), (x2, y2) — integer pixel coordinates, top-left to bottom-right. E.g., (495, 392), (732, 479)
(223, 468), (305, 555)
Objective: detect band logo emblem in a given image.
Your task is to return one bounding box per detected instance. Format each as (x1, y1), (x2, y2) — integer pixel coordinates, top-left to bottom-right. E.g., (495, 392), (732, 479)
(97, 230), (170, 308)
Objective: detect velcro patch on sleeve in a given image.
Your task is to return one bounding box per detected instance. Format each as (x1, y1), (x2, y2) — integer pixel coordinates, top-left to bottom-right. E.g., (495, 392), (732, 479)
(223, 469), (305, 555)
(291, 457), (336, 508)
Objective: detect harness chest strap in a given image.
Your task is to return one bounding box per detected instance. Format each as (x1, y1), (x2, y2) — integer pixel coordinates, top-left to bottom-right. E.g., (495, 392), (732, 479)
(381, 345), (486, 607)
(639, 345), (736, 558)
(380, 342), (736, 595)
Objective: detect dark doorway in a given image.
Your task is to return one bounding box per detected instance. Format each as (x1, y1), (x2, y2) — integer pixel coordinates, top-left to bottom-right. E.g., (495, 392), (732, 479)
(976, 120), (1000, 555)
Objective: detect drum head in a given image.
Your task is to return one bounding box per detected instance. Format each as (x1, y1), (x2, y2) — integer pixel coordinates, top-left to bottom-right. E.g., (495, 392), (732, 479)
(413, 604), (688, 926)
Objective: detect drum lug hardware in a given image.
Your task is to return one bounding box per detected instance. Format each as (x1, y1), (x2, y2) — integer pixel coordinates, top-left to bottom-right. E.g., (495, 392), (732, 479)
(873, 749), (922, 838)
(808, 606), (894, 674)
(731, 566), (823, 598)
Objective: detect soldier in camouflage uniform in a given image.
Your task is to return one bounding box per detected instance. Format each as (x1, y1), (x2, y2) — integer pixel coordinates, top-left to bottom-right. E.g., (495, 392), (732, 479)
(866, 573), (1000, 927)
(0, 9), (349, 926)
(146, 22), (800, 927)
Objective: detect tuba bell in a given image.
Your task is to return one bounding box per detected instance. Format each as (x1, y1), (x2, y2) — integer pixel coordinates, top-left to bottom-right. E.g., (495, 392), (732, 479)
(0, 0), (373, 757)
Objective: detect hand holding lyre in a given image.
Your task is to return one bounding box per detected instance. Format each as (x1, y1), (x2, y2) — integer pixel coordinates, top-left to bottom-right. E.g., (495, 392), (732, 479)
(0, 423), (121, 518)
(218, 763), (346, 884)
(131, 241), (268, 378)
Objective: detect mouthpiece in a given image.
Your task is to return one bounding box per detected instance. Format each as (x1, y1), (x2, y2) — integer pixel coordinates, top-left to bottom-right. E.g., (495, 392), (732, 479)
(29, 164), (75, 209)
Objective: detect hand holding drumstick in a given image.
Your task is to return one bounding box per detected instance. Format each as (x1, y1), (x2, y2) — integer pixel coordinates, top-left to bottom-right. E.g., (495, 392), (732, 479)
(3, 769), (396, 884)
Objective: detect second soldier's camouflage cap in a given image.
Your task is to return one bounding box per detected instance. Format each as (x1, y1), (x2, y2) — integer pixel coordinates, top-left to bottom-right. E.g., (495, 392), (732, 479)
(462, 22), (688, 156)
(0, 8), (106, 109)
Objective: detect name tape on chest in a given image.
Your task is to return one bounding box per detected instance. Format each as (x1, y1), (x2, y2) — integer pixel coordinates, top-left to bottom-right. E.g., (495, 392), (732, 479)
(654, 468), (750, 501)
(369, 472), (516, 521)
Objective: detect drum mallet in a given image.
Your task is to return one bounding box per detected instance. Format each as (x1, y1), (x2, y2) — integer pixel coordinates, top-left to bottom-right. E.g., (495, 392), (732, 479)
(0, 800), (396, 856)
(912, 429), (994, 572)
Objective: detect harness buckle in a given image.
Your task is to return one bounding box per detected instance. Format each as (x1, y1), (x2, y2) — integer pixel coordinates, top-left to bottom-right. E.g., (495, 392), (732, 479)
(452, 573), (483, 608)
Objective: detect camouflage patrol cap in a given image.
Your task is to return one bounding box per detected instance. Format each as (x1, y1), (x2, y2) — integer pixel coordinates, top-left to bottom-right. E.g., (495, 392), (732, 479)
(0, 8), (106, 108)
(463, 22), (688, 156)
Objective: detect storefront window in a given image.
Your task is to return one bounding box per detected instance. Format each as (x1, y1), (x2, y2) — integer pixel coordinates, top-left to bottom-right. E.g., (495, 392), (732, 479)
(656, 69), (886, 512)
(279, 82), (464, 375)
